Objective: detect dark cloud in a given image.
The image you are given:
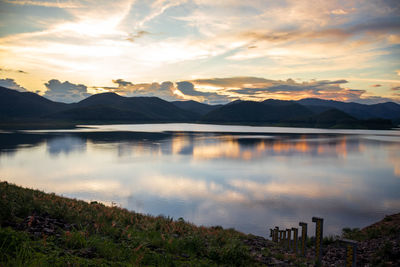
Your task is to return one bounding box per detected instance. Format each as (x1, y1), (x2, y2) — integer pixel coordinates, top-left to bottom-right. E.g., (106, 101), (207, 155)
(44, 79), (91, 103)
(112, 79), (133, 86)
(392, 86), (400, 91)
(371, 84), (382, 87)
(0, 78), (27, 92)
(177, 81), (208, 96)
(176, 81), (232, 104)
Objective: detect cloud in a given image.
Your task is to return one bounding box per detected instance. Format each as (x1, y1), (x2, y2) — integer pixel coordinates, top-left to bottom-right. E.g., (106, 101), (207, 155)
(112, 79), (133, 86)
(101, 79), (181, 101)
(43, 79), (91, 103)
(0, 67), (28, 74)
(188, 76), (398, 104)
(0, 78), (27, 92)
(3, 0), (82, 8)
(177, 81), (206, 96)
(392, 86), (400, 91)
(371, 84), (382, 87)
(331, 9), (348, 15)
(95, 76), (399, 104)
(176, 81), (232, 104)
(126, 30), (150, 42)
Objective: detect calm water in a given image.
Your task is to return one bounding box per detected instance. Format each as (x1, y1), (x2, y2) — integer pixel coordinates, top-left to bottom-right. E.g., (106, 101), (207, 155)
(1, 123), (399, 237)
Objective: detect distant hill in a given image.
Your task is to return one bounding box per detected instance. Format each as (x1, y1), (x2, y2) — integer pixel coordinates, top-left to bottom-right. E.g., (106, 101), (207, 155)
(201, 100), (313, 123)
(172, 100), (221, 116)
(201, 99), (394, 129)
(0, 86), (68, 119)
(0, 88), (196, 122)
(54, 93), (197, 122)
(297, 98), (400, 120)
(0, 87), (397, 129)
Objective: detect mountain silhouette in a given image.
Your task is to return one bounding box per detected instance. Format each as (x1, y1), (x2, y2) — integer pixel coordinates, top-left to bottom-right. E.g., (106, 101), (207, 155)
(201, 100), (313, 123)
(172, 100), (222, 116)
(0, 86), (68, 119)
(297, 98), (400, 120)
(0, 86), (397, 129)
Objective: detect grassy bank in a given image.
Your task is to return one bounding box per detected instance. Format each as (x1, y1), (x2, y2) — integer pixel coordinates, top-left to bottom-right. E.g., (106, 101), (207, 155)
(1, 182), (398, 266)
(0, 182), (272, 266)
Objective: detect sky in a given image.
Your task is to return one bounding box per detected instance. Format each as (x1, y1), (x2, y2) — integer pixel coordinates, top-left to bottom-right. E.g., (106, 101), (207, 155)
(0, 0), (399, 104)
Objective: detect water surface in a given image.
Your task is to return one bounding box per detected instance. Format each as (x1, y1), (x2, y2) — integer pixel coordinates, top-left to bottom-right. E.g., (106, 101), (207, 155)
(1, 124), (399, 237)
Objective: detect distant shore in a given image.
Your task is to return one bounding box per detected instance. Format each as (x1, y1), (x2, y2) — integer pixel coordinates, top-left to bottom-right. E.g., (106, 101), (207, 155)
(0, 181), (398, 266)
(0, 119), (397, 131)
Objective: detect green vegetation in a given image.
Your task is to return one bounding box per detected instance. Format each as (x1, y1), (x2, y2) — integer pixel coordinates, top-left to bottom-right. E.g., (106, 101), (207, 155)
(1, 181), (398, 266)
(0, 181), (259, 266)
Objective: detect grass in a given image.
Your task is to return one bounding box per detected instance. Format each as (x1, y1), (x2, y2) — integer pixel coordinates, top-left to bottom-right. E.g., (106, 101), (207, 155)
(0, 181), (257, 266)
(2, 181), (398, 266)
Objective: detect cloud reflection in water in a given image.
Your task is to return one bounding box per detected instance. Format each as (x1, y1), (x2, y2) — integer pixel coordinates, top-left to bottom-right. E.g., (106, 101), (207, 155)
(0, 130), (399, 237)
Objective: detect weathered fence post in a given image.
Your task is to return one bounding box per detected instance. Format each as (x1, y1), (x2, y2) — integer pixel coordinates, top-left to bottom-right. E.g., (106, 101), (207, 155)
(282, 230), (287, 245)
(274, 227), (279, 242)
(292, 227), (298, 254)
(340, 239), (357, 267)
(299, 222), (307, 256)
(286, 228), (292, 250)
(312, 217), (324, 265)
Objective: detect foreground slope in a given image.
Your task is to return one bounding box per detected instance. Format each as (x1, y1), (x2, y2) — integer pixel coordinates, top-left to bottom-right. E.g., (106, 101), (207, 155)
(1, 182), (398, 266)
(0, 182), (271, 266)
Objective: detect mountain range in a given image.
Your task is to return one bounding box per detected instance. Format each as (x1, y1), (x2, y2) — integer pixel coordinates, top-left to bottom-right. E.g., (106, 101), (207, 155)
(1, 86), (399, 129)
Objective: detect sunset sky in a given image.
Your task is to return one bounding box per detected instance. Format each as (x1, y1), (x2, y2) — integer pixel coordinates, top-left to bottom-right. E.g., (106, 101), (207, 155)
(0, 0), (399, 104)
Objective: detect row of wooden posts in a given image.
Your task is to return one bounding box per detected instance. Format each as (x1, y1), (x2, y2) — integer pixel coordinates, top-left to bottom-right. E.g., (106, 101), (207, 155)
(270, 217), (358, 267)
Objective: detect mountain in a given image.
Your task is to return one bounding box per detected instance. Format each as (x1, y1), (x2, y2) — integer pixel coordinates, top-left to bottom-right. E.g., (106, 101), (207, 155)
(0, 88), (196, 122)
(201, 100), (314, 123)
(0, 87), (397, 129)
(0, 86), (68, 119)
(47, 105), (153, 121)
(200, 99), (394, 129)
(49, 93), (198, 122)
(297, 98), (400, 120)
(312, 108), (358, 128)
(172, 100), (222, 116)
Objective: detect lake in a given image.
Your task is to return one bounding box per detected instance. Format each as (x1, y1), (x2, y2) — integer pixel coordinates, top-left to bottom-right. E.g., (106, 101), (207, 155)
(1, 123), (399, 238)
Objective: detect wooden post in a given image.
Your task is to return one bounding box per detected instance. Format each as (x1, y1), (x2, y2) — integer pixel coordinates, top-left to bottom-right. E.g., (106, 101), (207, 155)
(299, 222), (307, 256)
(292, 227), (298, 254)
(282, 230), (286, 245)
(279, 230), (283, 243)
(274, 227), (279, 242)
(340, 238), (358, 267)
(286, 229), (291, 250)
(312, 217), (324, 265)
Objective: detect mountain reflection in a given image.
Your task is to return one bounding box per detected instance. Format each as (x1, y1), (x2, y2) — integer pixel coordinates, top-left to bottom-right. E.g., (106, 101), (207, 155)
(47, 136), (86, 156)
